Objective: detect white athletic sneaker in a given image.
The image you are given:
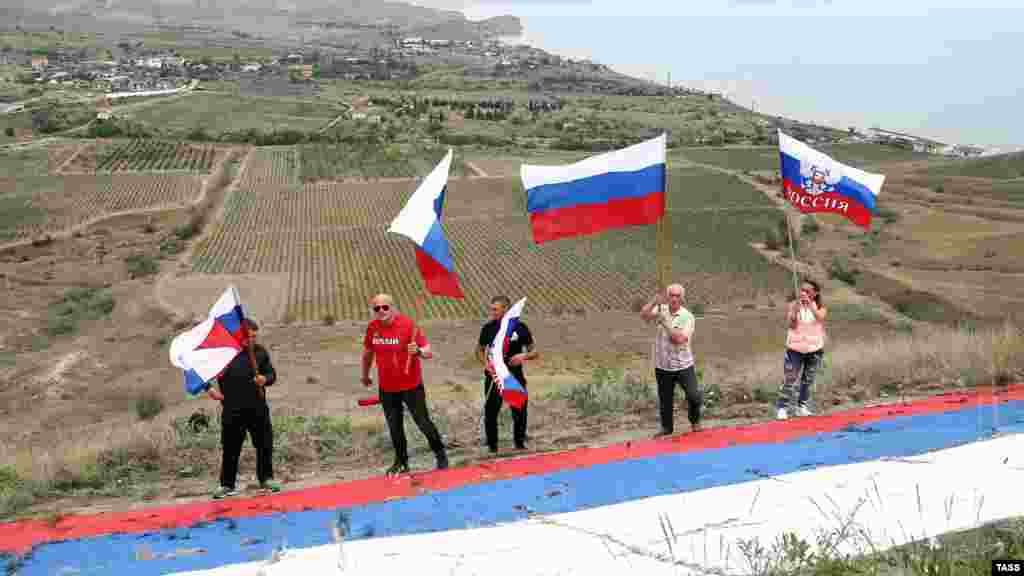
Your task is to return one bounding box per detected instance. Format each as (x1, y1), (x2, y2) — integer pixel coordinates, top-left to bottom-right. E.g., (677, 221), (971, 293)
(797, 404), (814, 417)
(776, 407), (788, 420)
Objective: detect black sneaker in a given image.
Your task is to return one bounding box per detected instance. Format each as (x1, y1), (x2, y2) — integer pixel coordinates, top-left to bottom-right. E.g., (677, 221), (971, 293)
(386, 461), (410, 477)
(514, 441), (527, 450)
(435, 451), (449, 470)
(212, 485), (238, 499)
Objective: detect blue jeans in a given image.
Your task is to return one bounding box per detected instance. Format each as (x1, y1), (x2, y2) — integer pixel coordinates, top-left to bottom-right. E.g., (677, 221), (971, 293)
(777, 348), (824, 409)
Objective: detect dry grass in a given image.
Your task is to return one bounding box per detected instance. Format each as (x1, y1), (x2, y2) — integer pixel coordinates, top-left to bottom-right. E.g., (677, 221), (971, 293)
(2, 321), (1021, 519)
(712, 322), (1023, 406)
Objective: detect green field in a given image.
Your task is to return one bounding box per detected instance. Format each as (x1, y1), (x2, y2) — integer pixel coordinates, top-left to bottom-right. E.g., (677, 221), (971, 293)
(920, 150), (1024, 180)
(675, 143), (930, 172)
(0, 147), (51, 177)
(990, 179), (1024, 203)
(675, 147), (781, 171)
(299, 143), (463, 181)
(191, 159), (791, 321)
(128, 92), (342, 134)
(0, 110), (34, 144)
(824, 143), (931, 167)
(0, 31), (97, 51)
(563, 166), (791, 304)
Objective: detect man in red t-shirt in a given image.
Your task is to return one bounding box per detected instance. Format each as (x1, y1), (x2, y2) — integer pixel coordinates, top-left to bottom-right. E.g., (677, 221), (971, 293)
(361, 293), (448, 476)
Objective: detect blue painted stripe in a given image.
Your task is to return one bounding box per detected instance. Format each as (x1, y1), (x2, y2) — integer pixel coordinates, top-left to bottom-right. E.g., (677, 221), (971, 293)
(780, 151), (877, 213)
(526, 164), (665, 214)
(7, 402), (1023, 576)
(418, 220), (455, 273)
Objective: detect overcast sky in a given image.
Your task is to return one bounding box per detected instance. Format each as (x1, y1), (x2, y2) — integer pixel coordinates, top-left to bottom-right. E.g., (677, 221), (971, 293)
(410, 0), (1023, 150)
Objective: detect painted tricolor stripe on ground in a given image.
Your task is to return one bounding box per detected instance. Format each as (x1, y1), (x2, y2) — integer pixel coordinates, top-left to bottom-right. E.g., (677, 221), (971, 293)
(2, 386), (1022, 576)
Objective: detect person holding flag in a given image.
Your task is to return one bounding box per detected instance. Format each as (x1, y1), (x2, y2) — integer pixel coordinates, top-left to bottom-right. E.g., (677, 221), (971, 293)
(168, 286), (279, 499)
(776, 278), (828, 420)
(364, 148), (459, 476)
(639, 283), (703, 436)
(207, 319), (279, 498)
(477, 295), (537, 453)
(361, 293), (448, 476)
(778, 129), (885, 230)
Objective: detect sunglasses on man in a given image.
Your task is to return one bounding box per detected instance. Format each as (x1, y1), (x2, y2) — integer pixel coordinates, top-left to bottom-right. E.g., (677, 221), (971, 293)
(373, 305), (390, 312)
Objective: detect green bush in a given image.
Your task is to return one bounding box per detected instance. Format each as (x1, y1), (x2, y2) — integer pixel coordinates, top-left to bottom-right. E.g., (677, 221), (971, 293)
(125, 254), (159, 278)
(801, 216), (820, 236)
(558, 367), (653, 417)
(135, 391), (164, 421)
(45, 287), (116, 337)
(828, 256), (860, 285)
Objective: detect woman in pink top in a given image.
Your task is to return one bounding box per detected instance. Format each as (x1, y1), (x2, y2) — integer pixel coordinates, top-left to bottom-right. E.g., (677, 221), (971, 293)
(777, 278), (827, 420)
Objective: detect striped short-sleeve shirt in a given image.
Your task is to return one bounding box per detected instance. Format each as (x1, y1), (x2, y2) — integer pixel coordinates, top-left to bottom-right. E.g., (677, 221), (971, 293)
(653, 304), (695, 371)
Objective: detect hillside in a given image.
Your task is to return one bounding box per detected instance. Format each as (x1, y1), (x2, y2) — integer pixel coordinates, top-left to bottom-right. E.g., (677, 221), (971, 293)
(0, 1), (1021, 539)
(3, 0), (522, 46)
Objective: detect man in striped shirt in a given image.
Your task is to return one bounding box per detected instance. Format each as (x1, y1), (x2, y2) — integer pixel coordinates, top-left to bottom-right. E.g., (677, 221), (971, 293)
(639, 283), (703, 437)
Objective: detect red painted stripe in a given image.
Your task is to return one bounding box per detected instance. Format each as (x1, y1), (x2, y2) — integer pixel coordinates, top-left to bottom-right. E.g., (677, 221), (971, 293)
(1, 384), (1021, 554)
(529, 191), (665, 244)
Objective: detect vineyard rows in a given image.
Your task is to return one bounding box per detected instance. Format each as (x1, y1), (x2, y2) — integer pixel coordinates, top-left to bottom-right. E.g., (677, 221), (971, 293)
(63, 140), (224, 173)
(9, 174), (203, 240)
(188, 164), (794, 322)
(46, 144), (81, 174)
(298, 143), (454, 182)
(189, 185), (646, 321)
(239, 147), (298, 188)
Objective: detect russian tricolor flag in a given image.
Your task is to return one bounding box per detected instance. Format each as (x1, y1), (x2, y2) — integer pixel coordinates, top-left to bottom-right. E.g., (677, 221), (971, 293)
(168, 286), (250, 395)
(779, 130), (886, 229)
(489, 297), (528, 409)
(388, 149), (464, 299)
(521, 134), (666, 244)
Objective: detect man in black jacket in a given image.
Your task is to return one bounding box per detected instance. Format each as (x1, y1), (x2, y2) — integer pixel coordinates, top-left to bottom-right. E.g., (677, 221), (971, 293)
(207, 319), (279, 499)
(476, 295), (538, 453)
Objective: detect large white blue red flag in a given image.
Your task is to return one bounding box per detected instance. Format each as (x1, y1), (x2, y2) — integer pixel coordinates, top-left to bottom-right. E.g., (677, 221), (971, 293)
(388, 149), (464, 299)
(521, 133), (666, 244)
(779, 130), (886, 229)
(3, 387), (1023, 575)
(169, 285), (250, 395)
(489, 297), (528, 409)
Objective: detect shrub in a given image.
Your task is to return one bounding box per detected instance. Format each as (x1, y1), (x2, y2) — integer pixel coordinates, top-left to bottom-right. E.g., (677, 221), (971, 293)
(828, 256), (860, 285)
(135, 391), (165, 421)
(558, 367), (653, 417)
(174, 221), (200, 240)
(125, 254), (159, 278)
(876, 205), (900, 224)
(159, 236), (184, 257)
(801, 216), (820, 236)
(45, 287), (116, 337)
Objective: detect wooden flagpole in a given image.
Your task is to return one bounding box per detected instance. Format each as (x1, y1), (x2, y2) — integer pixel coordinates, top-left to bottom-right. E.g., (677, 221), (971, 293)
(247, 340), (265, 401)
(404, 294), (424, 375)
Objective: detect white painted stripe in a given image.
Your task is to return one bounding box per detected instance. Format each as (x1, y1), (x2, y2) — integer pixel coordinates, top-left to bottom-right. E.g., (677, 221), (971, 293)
(778, 130), (886, 197)
(171, 433), (1024, 576)
(521, 134), (666, 191)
